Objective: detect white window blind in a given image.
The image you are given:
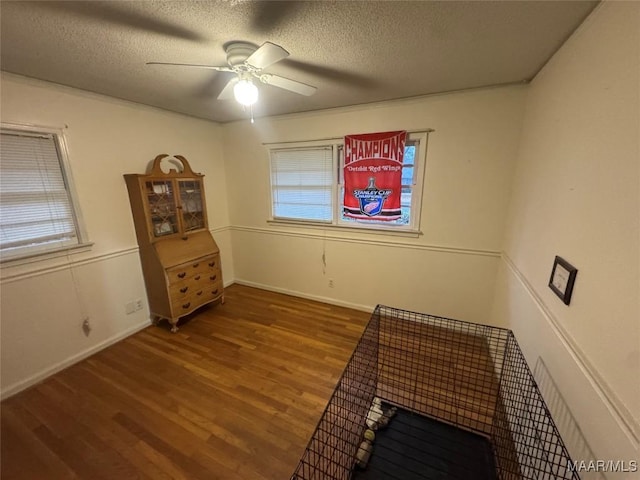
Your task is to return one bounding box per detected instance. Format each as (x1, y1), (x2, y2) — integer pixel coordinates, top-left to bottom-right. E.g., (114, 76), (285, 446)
(270, 146), (333, 222)
(0, 129), (80, 258)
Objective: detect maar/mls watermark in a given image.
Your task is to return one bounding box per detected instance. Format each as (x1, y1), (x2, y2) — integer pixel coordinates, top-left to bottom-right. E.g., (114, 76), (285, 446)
(568, 460), (638, 473)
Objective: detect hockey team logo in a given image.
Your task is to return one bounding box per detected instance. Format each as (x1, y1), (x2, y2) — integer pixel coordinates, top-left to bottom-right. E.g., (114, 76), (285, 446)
(353, 177), (392, 217)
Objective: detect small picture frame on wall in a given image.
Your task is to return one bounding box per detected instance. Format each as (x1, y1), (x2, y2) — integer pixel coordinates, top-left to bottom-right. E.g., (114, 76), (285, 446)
(548, 256), (578, 305)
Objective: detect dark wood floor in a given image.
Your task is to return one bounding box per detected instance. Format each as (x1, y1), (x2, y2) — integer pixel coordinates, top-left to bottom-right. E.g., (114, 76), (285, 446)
(1, 284), (371, 480)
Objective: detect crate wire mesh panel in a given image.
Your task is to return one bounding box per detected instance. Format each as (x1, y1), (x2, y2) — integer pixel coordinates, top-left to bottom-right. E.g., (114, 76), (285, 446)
(291, 305), (579, 480)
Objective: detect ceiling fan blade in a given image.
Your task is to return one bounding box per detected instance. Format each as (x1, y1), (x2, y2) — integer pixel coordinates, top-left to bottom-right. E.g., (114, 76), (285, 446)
(147, 62), (233, 72)
(246, 42), (289, 70)
(282, 59), (378, 88)
(260, 74), (317, 96)
(217, 77), (239, 100)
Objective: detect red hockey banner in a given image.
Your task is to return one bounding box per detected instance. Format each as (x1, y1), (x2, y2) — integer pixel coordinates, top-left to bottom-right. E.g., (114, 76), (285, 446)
(343, 130), (406, 221)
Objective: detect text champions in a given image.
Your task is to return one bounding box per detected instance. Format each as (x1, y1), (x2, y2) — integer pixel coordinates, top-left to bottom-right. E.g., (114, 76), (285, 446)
(344, 132), (405, 164)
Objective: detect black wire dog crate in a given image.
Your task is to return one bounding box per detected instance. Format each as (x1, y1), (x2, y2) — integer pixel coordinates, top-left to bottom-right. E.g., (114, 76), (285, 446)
(291, 305), (579, 480)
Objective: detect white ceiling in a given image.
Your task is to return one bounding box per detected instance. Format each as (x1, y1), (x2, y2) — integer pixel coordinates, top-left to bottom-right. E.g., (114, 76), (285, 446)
(1, 1), (598, 123)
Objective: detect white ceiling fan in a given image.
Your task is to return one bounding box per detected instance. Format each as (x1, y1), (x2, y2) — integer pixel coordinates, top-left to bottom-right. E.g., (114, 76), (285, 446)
(148, 41), (317, 110)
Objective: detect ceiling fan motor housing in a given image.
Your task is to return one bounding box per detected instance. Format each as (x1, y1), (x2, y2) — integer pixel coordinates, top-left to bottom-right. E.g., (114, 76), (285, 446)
(146, 40), (316, 104)
(226, 42), (257, 68)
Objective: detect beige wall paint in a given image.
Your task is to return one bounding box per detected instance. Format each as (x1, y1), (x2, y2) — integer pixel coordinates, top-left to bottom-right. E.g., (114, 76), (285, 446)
(223, 86), (526, 323)
(0, 74), (232, 397)
(2, 3), (635, 470)
(232, 228), (501, 322)
(494, 1), (639, 466)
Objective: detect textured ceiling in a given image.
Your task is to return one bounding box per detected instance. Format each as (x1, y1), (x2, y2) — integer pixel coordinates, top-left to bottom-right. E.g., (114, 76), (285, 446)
(1, 1), (598, 123)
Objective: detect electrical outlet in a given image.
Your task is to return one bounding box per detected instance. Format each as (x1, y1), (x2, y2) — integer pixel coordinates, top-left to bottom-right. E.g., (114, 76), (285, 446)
(125, 301), (136, 314)
(135, 298), (143, 311)
(328, 279), (334, 288)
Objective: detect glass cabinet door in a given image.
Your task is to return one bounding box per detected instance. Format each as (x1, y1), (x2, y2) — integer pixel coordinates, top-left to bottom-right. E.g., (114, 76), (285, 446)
(145, 180), (179, 238)
(178, 180), (205, 232)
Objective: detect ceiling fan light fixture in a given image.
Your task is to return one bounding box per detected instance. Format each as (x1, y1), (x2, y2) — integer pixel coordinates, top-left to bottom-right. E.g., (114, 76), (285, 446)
(233, 79), (259, 106)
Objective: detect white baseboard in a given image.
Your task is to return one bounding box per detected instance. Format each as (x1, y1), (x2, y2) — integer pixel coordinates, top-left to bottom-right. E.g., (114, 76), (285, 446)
(0, 318), (152, 401)
(233, 278), (375, 313)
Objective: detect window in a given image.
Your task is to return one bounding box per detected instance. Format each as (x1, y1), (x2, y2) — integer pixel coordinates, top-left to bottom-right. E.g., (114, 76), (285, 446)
(269, 132), (428, 233)
(0, 125), (88, 261)
(270, 145), (334, 223)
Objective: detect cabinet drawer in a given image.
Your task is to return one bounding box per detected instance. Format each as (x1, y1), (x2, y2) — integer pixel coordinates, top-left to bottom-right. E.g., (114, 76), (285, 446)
(169, 276), (222, 304)
(170, 281), (223, 317)
(167, 254), (220, 283)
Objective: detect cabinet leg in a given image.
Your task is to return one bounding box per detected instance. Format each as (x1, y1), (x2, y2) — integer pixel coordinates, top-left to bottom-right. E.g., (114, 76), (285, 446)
(221, 294), (225, 305)
(151, 315), (160, 326)
(170, 321), (179, 333)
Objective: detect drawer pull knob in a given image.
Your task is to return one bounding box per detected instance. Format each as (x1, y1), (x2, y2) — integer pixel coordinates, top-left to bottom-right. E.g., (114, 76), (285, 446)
(208, 262), (215, 267)
(212, 289), (219, 295)
(182, 302), (191, 309)
(194, 275), (201, 280)
(193, 263), (199, 268)
(177, 272), (186, 279)
(210, 275), (217, 281)
(180, 286), (188, 293)
(197, 290), (203, 296)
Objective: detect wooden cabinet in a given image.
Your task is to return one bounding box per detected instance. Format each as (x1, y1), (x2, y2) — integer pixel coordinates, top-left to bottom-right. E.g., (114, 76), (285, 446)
(124, 154), (223, 332)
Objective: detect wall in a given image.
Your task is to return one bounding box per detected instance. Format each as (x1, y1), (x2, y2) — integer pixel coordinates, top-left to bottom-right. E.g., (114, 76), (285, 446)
(0, 73), (233, 398)
(223, 86), (526, 324)
(5, 6), (636, 470)
(493, 1), (639, 472)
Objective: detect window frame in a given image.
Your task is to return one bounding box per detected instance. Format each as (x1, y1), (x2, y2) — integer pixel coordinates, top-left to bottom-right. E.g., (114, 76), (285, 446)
(269, 141), (336, 224)
(0, 122), (91, 263)
(268, 131), (428, 235)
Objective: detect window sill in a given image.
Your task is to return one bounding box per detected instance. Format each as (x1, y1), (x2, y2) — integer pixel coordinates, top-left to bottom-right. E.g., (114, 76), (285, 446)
(267, 219), (422, 238)
(0, 242), (95, 267)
